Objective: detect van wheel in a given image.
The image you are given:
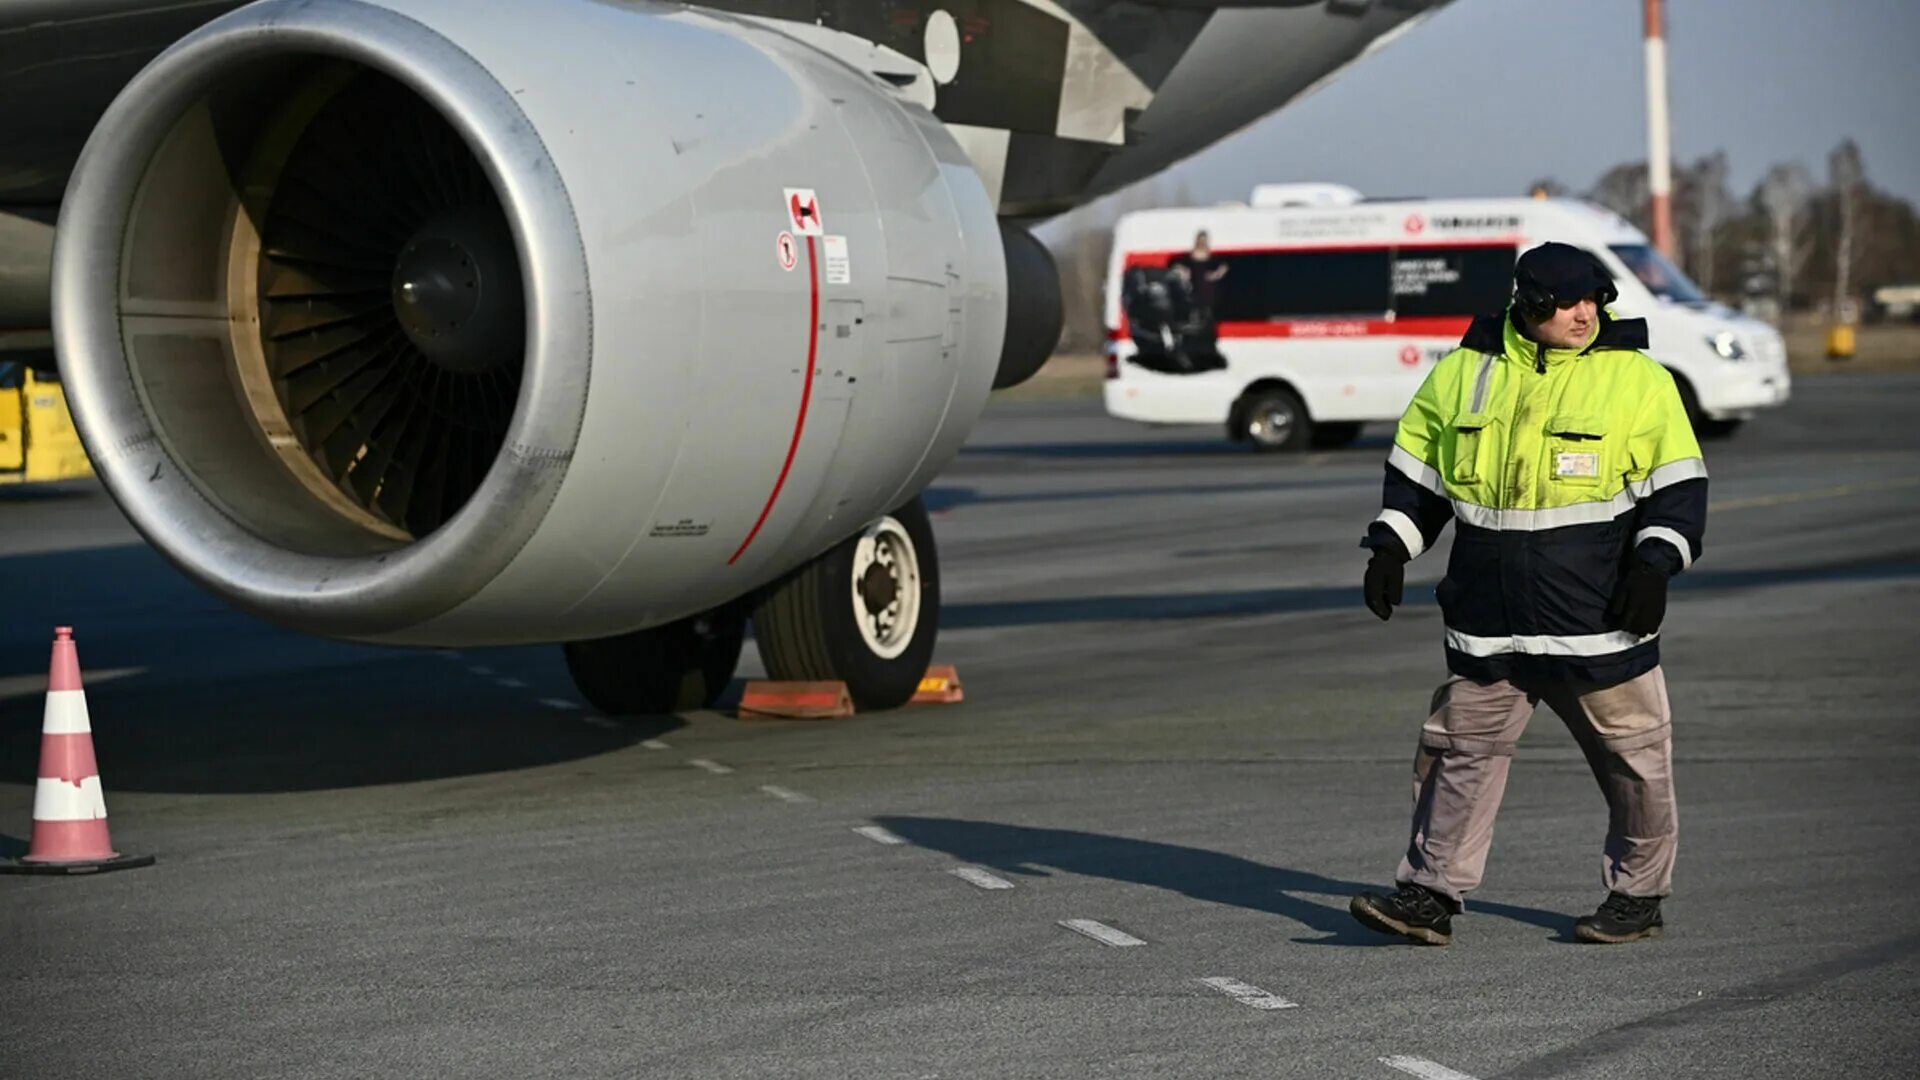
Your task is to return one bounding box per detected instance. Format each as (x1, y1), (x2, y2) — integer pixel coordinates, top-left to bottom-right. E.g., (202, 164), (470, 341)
(752, 497), (940, 711)
(563, 609), (746, 715)
(1240, 387), (1311, 452)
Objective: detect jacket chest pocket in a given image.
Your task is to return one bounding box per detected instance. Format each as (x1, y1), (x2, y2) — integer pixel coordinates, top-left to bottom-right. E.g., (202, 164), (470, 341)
(1546, 413), (1609, 487)
(1447, 412), (1492, 484)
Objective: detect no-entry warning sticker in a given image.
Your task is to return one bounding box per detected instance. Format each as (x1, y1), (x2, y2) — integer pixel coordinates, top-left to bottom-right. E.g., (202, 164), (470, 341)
(776, 231), (798, 271)
(785, 188), (823, 235)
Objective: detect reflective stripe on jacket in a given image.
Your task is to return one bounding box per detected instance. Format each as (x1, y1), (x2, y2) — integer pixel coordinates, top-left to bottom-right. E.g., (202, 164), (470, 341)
(1365, 308), (1708, 684)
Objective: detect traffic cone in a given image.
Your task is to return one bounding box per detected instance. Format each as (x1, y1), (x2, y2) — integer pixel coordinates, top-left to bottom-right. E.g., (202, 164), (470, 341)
(0, 627), (153, 875)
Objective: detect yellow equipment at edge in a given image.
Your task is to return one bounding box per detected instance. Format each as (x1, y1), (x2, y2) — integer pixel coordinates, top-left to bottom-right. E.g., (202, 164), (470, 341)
(1, 363), (94, 485)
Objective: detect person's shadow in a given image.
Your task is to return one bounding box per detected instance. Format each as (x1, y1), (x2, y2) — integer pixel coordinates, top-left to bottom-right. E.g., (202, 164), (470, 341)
(874, 816), (1577, 945)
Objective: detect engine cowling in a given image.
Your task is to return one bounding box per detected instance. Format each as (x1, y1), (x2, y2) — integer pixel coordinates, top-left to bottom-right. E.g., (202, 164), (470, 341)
(53, 0), (1005, 645)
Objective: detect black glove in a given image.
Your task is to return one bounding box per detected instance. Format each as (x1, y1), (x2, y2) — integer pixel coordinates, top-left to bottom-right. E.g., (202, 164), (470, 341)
(1364, 550), (1406, 621)
(1609, 559), (1670, 636)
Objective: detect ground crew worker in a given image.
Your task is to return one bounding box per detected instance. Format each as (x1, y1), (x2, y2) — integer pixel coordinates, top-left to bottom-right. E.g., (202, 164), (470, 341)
(1349, 242), (1707, 946)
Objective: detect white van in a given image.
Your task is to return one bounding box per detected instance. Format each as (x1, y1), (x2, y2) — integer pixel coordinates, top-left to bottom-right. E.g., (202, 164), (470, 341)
(1102, 185), (1790, 450)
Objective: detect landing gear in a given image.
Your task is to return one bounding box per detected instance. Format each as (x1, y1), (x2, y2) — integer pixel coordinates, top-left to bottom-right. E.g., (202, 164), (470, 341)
(752, 497), (940, 710)
(562, 609), (746, 715)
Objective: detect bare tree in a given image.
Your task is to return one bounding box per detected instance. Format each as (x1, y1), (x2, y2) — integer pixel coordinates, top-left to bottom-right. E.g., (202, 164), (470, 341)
(1756, 162), (1814, 316)
(1046, 178), (1167, 352)
(1676, 152), (1731, 293)
(1586, 163), (1652, 234)
(1829, 138), (1865, 321)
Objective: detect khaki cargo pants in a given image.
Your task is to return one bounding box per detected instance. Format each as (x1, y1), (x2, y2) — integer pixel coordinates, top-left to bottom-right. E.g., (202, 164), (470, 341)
(1396, 666), (1677, 907)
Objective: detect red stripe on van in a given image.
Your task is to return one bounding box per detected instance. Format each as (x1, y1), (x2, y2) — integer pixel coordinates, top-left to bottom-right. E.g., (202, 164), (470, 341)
(1120, 238), (1520, 266)
(1214, 317), (1473, 339)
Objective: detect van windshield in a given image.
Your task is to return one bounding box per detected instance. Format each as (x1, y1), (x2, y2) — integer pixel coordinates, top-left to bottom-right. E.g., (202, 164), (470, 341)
(1609, 244), (1707, 305)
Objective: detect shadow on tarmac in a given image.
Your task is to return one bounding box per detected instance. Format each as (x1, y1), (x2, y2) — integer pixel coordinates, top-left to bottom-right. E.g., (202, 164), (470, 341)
(0, 544), (691, 795)
(953, 433), (1393, 461)
(0, 670), (691, 795)
(941, 557), (1920, 629)
(923, 474), (1362, 515)
(875, 816), (1576, 945)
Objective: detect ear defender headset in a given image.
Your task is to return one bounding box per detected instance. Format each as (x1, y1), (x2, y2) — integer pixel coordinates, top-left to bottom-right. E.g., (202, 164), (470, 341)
(1512, 248), (1619, 321)
(1512, 265), (1560, 323)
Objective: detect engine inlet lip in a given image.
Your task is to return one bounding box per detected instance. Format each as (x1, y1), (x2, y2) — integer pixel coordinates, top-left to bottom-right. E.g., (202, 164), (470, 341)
(52, 0), (590, 639)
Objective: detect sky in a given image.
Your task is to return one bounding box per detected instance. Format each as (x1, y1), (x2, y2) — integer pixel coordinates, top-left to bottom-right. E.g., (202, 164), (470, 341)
(1069, 0), (1920, 222)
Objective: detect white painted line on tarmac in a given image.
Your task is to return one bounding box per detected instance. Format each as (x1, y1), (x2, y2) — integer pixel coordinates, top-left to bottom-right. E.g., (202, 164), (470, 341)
(540, 698), (580, 711)
(759, 785), (812, 804)
(640, 739), (671, 751)
(468, 665), (494, 676)
(853, 825), (906, 846)
(690, 758), (734, 775)
(1059, 919), (1145, 947)
(496, 678), (528, 689)
(1198, 976), (1298, 1011)
(1379, 1056), (1481, 1080)
(583, 716), (622, 731)
(949, 867), (1014, 890)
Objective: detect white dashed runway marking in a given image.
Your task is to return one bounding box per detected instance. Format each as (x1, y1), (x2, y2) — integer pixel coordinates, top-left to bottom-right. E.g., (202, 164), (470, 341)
(948, 867), (1014, 890)
(468, 666), (493, 676)
(1059, 919), (1145, 947)
(690, 758), (735, 775)
(495, 678), (528, 689)
(540, 698), (580, 711)
(640, 739), (671, 751)
(1198, 976), (1298, 1011)
(759, 785), (812, 804)
(853, 826), (906, 846)
(1379, 1056), (1481, 1080)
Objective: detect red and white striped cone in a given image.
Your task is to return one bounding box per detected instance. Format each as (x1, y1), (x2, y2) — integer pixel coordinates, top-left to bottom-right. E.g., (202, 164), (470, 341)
(1, 627), (153, 875)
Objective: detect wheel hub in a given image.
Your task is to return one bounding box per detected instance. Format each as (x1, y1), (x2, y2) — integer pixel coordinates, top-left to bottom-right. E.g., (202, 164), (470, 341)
(859, 562), (898, 615)
(848, 515), (922, 661)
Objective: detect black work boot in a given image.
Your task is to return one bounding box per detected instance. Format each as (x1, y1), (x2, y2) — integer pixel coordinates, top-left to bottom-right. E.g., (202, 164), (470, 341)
(1350, 883), (1453, 945)
(1575, 892), (1664, 943)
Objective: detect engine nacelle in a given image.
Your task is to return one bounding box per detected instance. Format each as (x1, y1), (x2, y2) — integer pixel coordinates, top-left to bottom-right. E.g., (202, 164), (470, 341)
(54, 0), (1005, 644)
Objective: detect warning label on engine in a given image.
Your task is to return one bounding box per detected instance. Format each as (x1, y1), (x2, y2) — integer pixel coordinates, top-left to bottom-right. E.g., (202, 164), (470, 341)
(649, 519), (711, 539)
(823, 235), (850, 284)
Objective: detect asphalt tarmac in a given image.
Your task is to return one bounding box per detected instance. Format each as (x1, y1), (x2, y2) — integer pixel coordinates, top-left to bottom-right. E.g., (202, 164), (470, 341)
(3, 375), (1917, 1079)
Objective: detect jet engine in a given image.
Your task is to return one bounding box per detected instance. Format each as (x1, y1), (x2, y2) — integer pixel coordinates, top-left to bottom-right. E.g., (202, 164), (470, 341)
(53, 0), (1006, 675)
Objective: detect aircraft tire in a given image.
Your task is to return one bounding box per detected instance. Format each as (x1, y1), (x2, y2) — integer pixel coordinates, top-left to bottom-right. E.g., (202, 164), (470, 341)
(562, 609), (746, 715)
(752, 497), (940, 711)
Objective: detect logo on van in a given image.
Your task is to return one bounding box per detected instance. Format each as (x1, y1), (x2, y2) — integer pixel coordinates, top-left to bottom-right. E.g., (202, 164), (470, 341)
(1429, 214), (1523, 232)
(1403, 213), (1425, 235)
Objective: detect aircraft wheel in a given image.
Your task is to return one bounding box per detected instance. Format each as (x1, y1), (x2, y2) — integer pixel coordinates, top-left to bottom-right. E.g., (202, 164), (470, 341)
(562, 609), (745, 715)
(753, 497), (940, 710)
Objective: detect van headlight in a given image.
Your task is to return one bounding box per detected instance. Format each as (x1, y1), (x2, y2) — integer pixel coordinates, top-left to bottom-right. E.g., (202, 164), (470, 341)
(1707, 331), (1748, 361)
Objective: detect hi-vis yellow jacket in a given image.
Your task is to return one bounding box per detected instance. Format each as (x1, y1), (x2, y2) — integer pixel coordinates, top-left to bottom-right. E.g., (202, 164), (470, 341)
(1365, 308), (1708, 684)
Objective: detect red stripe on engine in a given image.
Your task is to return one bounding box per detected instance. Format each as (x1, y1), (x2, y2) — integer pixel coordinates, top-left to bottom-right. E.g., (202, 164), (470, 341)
(729, 235), (820, 566)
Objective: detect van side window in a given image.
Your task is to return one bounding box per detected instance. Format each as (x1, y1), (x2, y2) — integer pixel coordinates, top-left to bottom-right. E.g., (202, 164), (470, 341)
(1212, 250), (1391, 321)
(1390, 246), (1517, 318)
